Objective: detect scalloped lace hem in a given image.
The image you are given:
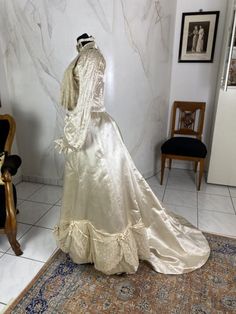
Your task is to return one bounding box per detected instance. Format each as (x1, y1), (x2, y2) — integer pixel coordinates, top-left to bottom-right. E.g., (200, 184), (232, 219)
(53, 219), (151, 275)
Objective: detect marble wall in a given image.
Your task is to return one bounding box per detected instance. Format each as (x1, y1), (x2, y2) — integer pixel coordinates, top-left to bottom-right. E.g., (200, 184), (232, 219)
(0, 0), (176, 184)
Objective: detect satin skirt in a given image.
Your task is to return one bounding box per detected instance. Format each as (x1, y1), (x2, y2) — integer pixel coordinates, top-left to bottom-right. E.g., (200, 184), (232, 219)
(54, 112), (210, 275)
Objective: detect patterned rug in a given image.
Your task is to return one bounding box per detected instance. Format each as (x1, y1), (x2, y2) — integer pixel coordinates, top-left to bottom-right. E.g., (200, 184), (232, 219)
(5, 233), (236, 314)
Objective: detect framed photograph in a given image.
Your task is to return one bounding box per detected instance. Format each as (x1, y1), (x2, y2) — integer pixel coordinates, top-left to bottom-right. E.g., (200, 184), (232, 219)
(178, 11), (220, 62)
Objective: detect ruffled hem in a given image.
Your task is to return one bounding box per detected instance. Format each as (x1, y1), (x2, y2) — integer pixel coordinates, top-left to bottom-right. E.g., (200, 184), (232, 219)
(53, 219), (151, 275)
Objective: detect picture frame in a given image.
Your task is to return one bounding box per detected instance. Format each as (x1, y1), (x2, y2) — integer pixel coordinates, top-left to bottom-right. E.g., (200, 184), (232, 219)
(178, 11), (220, 63)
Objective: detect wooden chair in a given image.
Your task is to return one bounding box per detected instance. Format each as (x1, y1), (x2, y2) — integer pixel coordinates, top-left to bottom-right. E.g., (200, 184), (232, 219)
(0, 114), (22, 255)
(160, 101), (207, 190)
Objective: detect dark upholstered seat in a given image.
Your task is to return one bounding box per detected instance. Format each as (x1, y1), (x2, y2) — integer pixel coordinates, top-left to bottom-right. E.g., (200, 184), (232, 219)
(161, 137), (207, 158)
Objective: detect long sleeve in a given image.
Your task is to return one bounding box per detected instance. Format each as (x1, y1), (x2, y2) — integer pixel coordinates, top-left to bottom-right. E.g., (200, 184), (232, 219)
(55, 49), (102, 153)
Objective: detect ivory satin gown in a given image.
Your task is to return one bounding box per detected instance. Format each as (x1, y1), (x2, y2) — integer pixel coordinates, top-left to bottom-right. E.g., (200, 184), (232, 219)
(54, 41), (210, 275)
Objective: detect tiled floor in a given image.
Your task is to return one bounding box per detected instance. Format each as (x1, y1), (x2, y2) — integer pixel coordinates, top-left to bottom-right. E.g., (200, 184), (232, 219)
(0, 169), (236, 310)
(0, 182), (62, 309)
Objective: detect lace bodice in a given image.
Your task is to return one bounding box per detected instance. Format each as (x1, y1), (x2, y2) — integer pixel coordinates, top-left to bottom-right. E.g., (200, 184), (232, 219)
(73, 47), (106, 112)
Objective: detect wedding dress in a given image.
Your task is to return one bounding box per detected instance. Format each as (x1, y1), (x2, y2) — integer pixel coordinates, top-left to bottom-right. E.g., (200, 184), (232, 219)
(54, 39), (210, 275)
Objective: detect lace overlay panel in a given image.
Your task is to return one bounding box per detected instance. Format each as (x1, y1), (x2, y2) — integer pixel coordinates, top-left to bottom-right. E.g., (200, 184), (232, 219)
(54, 220), (151, 275)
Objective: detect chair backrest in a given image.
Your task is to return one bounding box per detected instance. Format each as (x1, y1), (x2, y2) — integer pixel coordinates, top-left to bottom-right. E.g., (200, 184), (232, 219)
(171, 101), (206, 140)
(0, 114), (16, 154)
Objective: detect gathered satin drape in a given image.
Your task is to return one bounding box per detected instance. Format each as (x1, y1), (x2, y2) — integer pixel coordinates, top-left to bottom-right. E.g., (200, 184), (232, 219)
(54, 42), (210, 275)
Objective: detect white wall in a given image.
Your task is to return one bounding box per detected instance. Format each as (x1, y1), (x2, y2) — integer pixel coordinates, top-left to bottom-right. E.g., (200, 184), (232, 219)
(168, 0), (227, 169)
(0, 0), (177, 184)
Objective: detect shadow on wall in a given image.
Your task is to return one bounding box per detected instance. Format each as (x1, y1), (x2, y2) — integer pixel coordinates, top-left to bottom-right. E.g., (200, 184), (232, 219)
(154, 142), (162, 179)
(11, 103), (41, 177)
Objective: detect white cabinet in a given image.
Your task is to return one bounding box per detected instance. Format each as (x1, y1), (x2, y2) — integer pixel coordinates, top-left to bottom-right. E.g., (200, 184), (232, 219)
(208, 0), (236, 186)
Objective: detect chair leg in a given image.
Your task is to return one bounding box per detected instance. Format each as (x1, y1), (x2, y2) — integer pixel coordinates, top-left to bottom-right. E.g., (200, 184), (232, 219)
(194, 161), (198, 172)
(169, 159), (172, 170)
(160, 155), (166, 185)
(198, 159), (204, 191)
(6, 230), (23, 256)
(3, 171), (23, 256)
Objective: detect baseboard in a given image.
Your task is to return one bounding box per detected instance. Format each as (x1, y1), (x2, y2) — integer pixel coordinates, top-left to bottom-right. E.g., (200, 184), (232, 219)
(167, 160), (193, 170)
(143, 170), (160, 179)
(20, 166), (196, 187)
(12, 174), (23, 185)
(21, 171), (158, 186)
(22, 175), (63, 186)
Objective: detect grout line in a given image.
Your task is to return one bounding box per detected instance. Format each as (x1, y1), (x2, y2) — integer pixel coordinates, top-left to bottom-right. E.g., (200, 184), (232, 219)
(16, 183), (44, 201)
(9, 215), (56, 252)
(198, 191), (231, 197)
(162, 169), (169, 202)
(165, 186), (198, 193)
(228, 188), (236, 214)
(16, 201), (55, 226)
(3, 189), (60, 257)
(30, 197), (61, 227)
(4, 226), (35, 255)
(3, 251), (45, 264)
(18, 199), (57, 206)
(0, 224), (34, 255)
(17, 222), (33, 227)
(164, 186), (231, 197)
(198, 208), (236, 215)
(15, 224), (33, 240)
(229, 195), (236, 215)
(22, 203), (55, 226)
(31, 225), (54, 231)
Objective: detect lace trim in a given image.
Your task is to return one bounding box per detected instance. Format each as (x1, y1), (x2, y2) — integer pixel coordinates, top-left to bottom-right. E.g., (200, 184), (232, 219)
(53, 219), (151, 275)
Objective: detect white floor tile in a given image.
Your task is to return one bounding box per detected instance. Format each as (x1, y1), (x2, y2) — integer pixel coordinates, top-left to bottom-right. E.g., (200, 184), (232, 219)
(17, 201), (52, 224)
(0, 303), (6, 312)
(168, 168), (195, 178)
(16, 182), (43, 200)
(29, 185), (63, 204)
(16, 198), (24, 206)
(56, 199), (62, 206)
(198, 194), (235, 214)
(146, 172), (168, 187)
(163, 189), (197, 208)
(199, 180), (230, 196)
(166, 175), (197, 192)
(0, 223), (32, 252)
(198, 210), (236, 237)
(7, 226), (57, 262)
(36, 205), (61, 229)
(163, 203), (198, 227)
(149, 185), (165, 201)
(146, 176), (159, 187)
(229, 187), (236, 197)
(0, 254), (43, 304)
(232, 198), (236, 212)
(1, 171), (235, 308)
